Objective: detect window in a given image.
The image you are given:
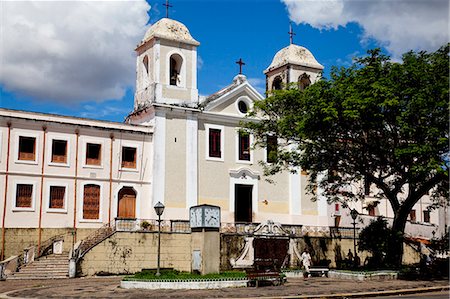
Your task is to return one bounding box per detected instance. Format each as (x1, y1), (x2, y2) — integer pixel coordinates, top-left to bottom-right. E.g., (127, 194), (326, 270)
(16, 184), (33, 208)
(368, 206), (376, 216)
(423, 210), (430, 223)
(298, 74), (311, 90)
(238, 101), (248, 114)
(209, 128), (221, 158)
(238, 132), (250, 161)
(169, 54), (182, 86)
(364, 177), (371, 196)
(18, 136), (36, 161)
(51, 140), (67, 164)
(143, 55), (149, 75)
(409, 209), (416, 222)
(266, 135), (277, 163)
(272, 76), (282, 90)
(83, 184), (100, 220)
(121, 146), (137, 169)
(86, 143), (101, 166)
(49, 186), (65, 209)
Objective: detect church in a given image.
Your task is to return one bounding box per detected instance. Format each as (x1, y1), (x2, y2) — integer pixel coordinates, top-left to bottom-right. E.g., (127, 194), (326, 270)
(0, 16), (443, 262)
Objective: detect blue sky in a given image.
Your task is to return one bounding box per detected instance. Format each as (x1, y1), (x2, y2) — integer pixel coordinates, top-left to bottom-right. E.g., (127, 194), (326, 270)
(0, 0), (448, 122)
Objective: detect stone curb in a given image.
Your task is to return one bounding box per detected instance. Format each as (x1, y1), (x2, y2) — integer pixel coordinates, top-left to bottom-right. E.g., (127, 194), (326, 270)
(121, 279), (248, 290)
(230, 285), (450, 299)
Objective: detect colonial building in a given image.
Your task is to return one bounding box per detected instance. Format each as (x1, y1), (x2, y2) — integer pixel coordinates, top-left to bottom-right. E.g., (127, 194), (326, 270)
(0, 110), (153, 259)
(0, 16), (444, 261)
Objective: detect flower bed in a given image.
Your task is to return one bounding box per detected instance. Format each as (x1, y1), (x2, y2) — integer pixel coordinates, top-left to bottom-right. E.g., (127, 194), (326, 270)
(121, 270), (248, 290)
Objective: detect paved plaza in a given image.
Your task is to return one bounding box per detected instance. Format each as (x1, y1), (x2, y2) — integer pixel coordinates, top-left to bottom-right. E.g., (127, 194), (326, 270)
(0, 277), (448, 298)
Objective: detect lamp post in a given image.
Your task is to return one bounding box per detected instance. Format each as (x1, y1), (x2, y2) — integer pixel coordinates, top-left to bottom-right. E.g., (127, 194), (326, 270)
(154, 201), (165, 276)
(350, 208), (358, 269)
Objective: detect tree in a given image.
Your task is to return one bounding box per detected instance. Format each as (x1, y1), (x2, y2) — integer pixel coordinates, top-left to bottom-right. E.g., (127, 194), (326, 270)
(357, 217), (398, 268)
(245, 45), (449, 267)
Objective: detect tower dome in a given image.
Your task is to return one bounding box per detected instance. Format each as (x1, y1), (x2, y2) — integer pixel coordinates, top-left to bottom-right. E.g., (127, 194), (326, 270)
(133, 17), (200, 108)
(139, 18), (200, 47)
(264, 44), (323, 73)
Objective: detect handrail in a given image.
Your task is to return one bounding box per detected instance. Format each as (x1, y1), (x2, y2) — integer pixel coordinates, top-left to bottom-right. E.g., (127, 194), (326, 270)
(37, 234), (65, 258)
(0, 232), (66, 277)
(75, 219), (116, 261)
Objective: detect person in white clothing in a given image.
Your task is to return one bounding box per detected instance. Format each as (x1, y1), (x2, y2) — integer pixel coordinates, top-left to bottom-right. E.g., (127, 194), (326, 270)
(301, 248), (312, 278)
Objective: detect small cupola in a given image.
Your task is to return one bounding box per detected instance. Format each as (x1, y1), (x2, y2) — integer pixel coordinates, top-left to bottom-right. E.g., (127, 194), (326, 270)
(133, 18), (200, 110)
(264, 24), (323, 93)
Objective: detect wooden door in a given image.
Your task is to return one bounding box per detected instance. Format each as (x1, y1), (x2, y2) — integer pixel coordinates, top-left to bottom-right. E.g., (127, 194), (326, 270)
(83, 184), (100, 219)
(118, 187), (136, 219)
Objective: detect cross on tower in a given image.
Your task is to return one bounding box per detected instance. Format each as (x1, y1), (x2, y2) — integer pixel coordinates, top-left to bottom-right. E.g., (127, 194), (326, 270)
(288, 22), (296, 45)
(163, 0), (173, 18)
(236, 58), (245, 75)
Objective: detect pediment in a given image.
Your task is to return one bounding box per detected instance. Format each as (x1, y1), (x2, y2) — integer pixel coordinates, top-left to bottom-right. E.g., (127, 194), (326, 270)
(202, 77), (264, 117)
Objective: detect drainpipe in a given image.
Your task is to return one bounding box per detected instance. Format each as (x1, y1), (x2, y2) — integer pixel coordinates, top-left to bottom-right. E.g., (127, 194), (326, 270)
(37, 126), (47, 255)
(108, 134), (114, 225)
(73, 129), (80, 242)
(1, 122), (12, 260)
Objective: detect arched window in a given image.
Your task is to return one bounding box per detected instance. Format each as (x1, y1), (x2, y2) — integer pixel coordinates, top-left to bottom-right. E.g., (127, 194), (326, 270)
(298, 74), (311, 91)
(272, 76), (282, 91)
(169, 54), (182, 86)
(142, 55), (149, 75)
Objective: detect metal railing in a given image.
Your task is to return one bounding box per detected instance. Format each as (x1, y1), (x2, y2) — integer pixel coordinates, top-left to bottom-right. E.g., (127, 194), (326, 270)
(330, 227), (361, 239)
(115, 218), (191, 233)
(75, 219), (116, 260)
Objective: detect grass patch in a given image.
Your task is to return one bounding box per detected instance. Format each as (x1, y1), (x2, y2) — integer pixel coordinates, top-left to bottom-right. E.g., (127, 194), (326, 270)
(124, 269), (246, 281)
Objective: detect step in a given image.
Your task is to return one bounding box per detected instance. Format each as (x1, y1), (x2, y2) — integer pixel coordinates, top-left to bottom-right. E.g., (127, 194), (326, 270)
(22, 264), (68, 269)
(19, 268), (68, 273)
(28, 260), (69, 266)
(8, 275), (68, 280)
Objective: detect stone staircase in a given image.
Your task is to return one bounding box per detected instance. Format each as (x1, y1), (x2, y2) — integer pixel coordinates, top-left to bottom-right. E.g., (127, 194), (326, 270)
(8, 253), (69, 280)
(76, 224), (115, 260)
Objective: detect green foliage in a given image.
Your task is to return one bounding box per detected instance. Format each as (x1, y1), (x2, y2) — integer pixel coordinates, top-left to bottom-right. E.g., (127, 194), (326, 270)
(140, 221), (151, 230)
(357, 217), (400, 269)
(245, 45), (450, 267)
(430, 233), (449, 255)
(126, 269), (246, 281)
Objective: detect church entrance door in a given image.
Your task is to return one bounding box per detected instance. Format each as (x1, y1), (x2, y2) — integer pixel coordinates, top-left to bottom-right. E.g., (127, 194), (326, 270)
(117, 187), (136, 218)
(235, 184), (252, 223)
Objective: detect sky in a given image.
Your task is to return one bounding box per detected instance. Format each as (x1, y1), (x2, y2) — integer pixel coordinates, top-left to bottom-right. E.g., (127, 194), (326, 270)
(0, 0), (448, 123)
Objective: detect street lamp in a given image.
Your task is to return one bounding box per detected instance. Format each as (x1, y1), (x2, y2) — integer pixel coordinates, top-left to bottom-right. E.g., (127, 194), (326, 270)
(154, 201), (165, 276)
(350, 208), (359, 268)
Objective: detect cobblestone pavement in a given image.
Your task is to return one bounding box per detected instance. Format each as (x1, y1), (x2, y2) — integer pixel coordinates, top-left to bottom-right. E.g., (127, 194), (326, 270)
(0, 277), (448, 298)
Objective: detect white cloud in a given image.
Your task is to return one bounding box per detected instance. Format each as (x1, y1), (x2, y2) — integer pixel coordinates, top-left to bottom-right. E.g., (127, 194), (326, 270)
(0, 0), (150, 103)
(282, 0), (449, 58)
(197, 55), (204, 70)
(247, 77), (266, 96)
(80, 105), (129, 119)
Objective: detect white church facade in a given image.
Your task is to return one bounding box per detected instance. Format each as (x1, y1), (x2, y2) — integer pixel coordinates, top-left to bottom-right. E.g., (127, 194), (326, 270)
(0, 17), (444, 259)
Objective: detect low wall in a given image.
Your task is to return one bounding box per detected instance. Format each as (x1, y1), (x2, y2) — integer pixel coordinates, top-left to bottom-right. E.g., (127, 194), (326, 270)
(221, 235), (420, 270)
(5, 228), (421, 276)
(2, 228), (96, 258)
(79, 231), (191, 276)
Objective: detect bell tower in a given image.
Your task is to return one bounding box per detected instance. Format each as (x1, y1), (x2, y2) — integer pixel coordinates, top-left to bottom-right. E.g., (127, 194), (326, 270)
(134, 18), (200, 109)
(264, 24), (323, 93)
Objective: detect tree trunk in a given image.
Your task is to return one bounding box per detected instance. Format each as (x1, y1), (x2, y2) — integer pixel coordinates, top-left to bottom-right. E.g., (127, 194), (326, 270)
(385, 210), (409, 268)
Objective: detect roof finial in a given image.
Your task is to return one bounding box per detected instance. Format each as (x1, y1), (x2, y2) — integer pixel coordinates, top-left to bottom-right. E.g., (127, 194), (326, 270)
(163, 0), (173, 18)
(236, 58), (245, 75)
(288, 21), (296, 45)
